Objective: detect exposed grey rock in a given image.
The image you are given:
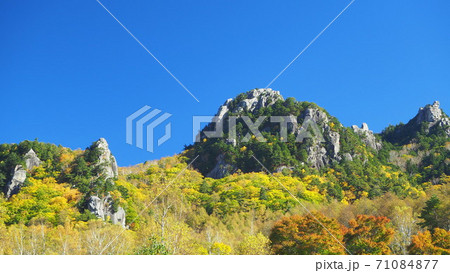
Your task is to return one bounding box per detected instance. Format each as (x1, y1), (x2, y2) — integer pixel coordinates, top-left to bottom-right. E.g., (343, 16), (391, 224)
(87, 195), (126, 227)
(5, 149), (42, 198)
(216, 98), (233, 122)
(207, 154), (236, 179)
(300, 107), (341, 167)
(415, 101), (444, 125)
(206, 90), (284, 179)
(343, 153), (353, 161)
(412, 101), (450, 137)
(351, 123), (383, 151)
(216, 88), (284, 123)
(329, 131), (340, 157)
(5, 165), (27, 198)
(302, 107), (328, 124)
(92, 138), (118, 179)
(86, 139), (124, 227)
(234, 88), (283, 113)
(275, 165), (294, 173)
(110, 207), (126, 227)
(87, 196), (106, 219)
(24, 149), (41, 170)
(208, 91), (349, 174)
(307, 146), (328, 169)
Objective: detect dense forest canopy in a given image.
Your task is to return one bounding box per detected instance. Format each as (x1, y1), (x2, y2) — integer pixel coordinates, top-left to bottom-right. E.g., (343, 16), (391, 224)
(0, 91), (448, 254)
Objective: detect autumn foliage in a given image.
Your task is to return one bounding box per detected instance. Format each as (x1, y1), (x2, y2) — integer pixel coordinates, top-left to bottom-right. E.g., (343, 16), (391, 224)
(408, 228), (450, 255)
(344, 215), (394, 255)
(270, 213), (345, 255)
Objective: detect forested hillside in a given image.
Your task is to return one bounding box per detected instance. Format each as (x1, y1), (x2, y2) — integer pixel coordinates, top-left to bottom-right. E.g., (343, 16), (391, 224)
(0, 89), (448, 255)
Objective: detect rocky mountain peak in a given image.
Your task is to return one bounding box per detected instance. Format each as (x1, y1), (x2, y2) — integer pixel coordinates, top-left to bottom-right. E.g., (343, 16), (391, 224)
(414, 101), (445, 125)
(411, 101), (450, 137)
(91, 138), (118, 179)
(216, 88), (284, 123)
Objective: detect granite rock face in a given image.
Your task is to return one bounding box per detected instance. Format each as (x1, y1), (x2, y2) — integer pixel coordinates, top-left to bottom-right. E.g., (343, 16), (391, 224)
(5, 165), (27, 198)
(207, 89), (284, 178)
(92, 138), (119, 179)
(415, 101), (444, 125)
(306, 146), (329, 169)
(215, 88), (284, 123)
(351, 123), (382, 151)
(87, 196), (106, 219)
(5, 149), (42, 198)
(300, 107), (341, 168)
(87, 195), (126, 227)
(86, 138), (125, 227)
(24, 149), (42, 170)
(413, 101), (450, 137)
(206, 89), (347, 176)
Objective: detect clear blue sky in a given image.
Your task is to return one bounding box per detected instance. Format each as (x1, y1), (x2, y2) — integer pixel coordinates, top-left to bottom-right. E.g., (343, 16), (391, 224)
(1, 0), (449, 166)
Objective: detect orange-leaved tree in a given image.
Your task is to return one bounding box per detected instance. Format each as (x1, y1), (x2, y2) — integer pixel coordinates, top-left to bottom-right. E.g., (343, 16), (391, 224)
(270, 212), (345, 255)
(408, 228), (450, 255)
(344, 215), (394, 255)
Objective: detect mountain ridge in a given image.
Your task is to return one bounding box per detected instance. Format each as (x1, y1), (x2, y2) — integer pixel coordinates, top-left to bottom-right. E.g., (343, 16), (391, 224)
(188, 89), (448, 182)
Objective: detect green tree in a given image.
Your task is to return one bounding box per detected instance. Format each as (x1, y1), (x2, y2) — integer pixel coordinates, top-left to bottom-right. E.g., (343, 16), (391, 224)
(419, 195), (449, 230)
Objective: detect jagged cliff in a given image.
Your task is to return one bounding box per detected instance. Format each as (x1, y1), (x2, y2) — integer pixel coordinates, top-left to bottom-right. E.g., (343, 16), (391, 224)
(190, 88), (371, 178)
(85, 138), (125, 227)
(1, 138), (126, 227)
(188, 89), (448, 180)
(5, 149), (42, 198)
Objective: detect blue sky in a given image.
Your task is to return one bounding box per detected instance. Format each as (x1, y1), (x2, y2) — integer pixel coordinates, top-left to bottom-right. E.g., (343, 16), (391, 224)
(1, 0), (449, 166)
